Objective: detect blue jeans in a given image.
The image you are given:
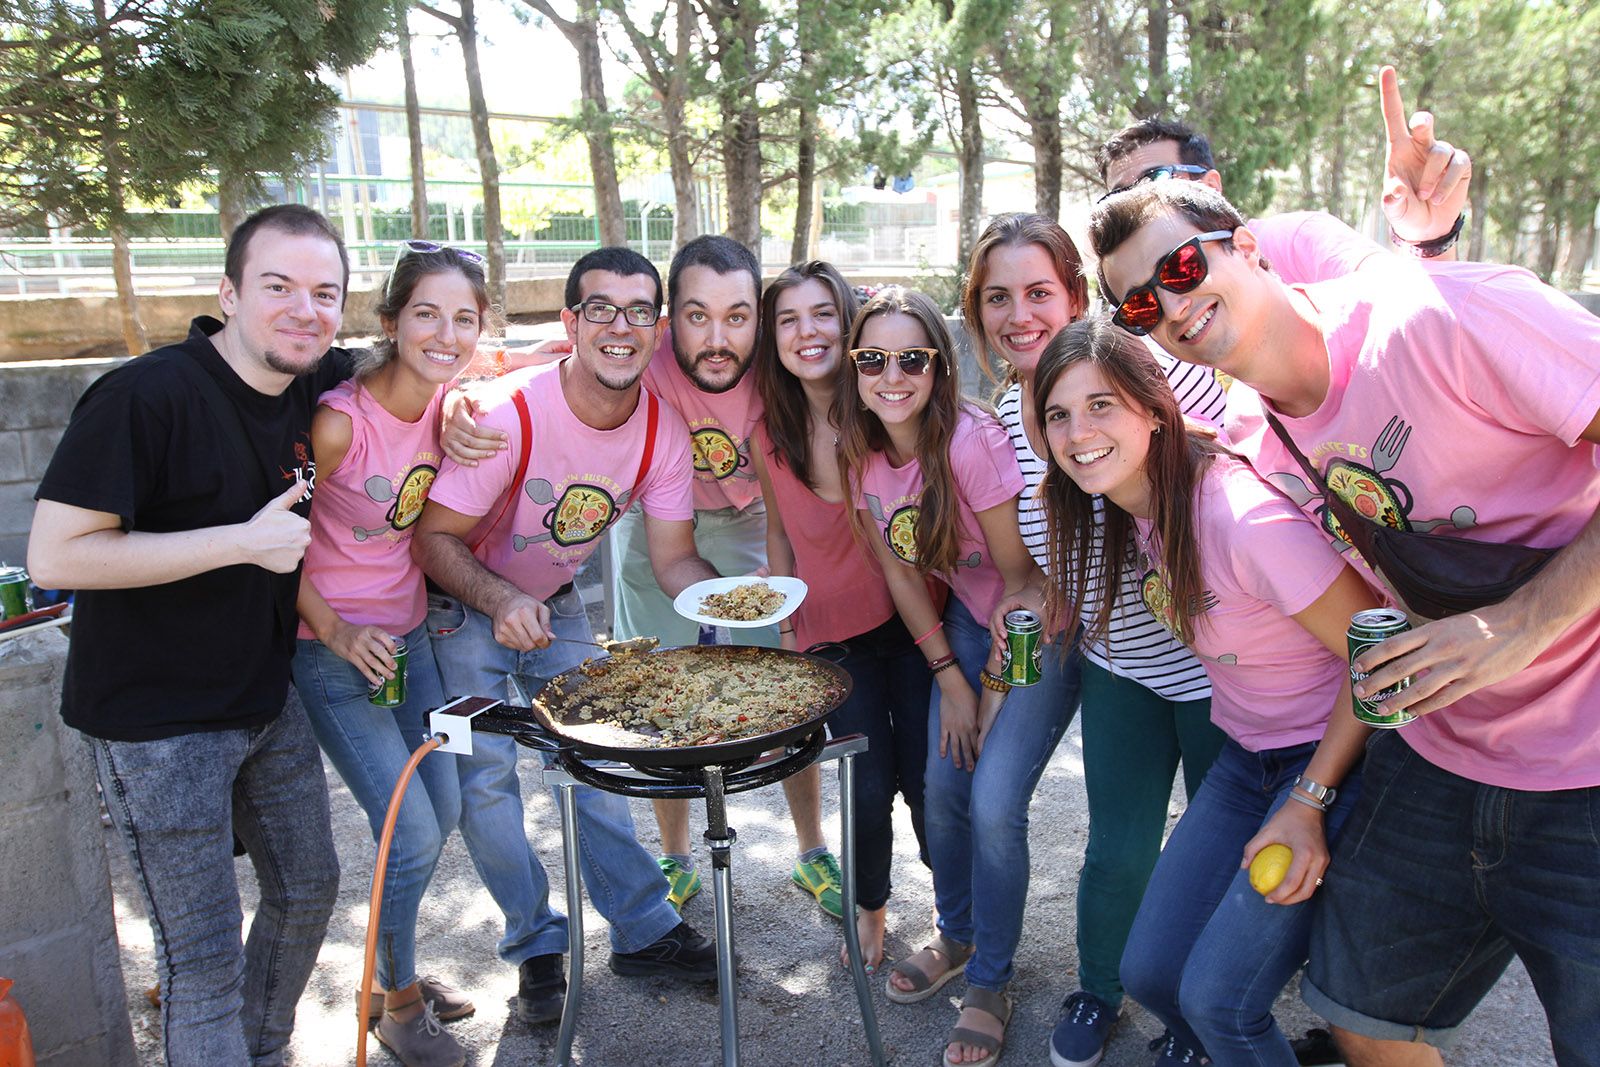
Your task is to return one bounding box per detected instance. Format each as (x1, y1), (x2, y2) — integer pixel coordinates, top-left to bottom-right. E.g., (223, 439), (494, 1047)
(1121, 737), (1362, 1066)
(291, 620), (461, 991)
(925, 598), (1081, 991)
(824, 615), (932, 911)
(426, 586), (681, 958)
(91, 701), (340, 1067)
(1303, 730), (1600, 1063)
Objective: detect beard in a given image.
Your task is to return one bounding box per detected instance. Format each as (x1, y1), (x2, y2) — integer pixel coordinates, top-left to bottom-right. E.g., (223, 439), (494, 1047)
(263, 346), (323, 377)
(674, 341), (751, 394)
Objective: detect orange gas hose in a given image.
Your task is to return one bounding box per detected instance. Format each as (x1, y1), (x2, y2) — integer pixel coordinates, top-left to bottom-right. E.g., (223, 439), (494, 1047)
(356, 735), (445, 1067)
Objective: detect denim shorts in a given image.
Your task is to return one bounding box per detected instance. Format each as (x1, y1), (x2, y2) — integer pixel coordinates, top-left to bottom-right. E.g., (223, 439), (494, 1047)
(1303, 730), (1600, 1058)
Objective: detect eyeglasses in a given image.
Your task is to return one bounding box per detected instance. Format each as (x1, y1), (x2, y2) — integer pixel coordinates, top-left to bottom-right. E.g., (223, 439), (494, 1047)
(396, 239), (485, 266)
(571, 299), (662, 327)
(1098, 163), (1212, 203)
(1109, 230), (1234, 336)
(849, 347), (942, 377)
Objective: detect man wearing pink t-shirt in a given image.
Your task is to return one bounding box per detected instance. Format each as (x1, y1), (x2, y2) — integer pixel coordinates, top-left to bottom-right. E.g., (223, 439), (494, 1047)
(1093, 180), (1600, 1067)
(608, 235), (844, 922)
(413, 248), (725, 1015)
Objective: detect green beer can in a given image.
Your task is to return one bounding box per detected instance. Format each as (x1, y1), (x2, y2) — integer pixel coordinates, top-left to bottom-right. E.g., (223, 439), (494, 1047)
(1001, 610), (1044, 687)
(1347, 608), (1416, 728)
(368, 637), (409, 707)
(0, 566), (33, 620)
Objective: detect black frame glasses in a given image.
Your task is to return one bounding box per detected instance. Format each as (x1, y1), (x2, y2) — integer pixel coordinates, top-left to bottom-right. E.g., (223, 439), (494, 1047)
(848, 346), (943, 377)
(570, 299), (662, 327)
(1098, 163), (1213, 203)
(1109, 229), (1234, 336)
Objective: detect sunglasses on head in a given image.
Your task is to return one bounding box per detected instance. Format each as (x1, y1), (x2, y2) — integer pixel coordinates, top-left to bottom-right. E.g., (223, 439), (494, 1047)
(1109, 229), (1234, 336)
(1098, 163), (1212, 203)
(397, 239), (486, 266)
(849, 347), (943, 377)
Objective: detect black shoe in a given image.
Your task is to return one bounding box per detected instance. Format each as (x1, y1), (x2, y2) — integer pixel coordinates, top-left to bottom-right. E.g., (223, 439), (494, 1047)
(516, 952), (566, 1024)
(608, 921), (718, 982)
(1290, 1028), (1343, 1066)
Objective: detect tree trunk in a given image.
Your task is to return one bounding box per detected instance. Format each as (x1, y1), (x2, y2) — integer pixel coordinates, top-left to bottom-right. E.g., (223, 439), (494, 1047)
(1467, 168), (1488, 262)
(668, 0), (700, 249)
(1555, 212), (1593, 291)
(459, 0), (506, 305)
(956, 62), (984, 272)
(572, 0), (626, 247)
(217, 165), (248, 240)
(397, 0), (429, 238)
(1145, 0), (1168, 114)
(790, 97), (817, 264)
(1029, 99), (1062, 221)
(94, 0), (147, 355)
(716, 1), (763, 255)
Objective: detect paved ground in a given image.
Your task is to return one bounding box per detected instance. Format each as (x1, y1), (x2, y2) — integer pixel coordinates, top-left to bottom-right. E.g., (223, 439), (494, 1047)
(108, 690), (1554, 1067)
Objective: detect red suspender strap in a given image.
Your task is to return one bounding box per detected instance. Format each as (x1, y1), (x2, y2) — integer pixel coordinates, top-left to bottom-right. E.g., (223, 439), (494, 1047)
(466, 388), (534, 554)
(631, 389), (658, 492)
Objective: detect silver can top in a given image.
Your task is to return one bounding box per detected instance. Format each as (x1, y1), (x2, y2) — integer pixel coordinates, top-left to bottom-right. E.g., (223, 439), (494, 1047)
(1003, 610), (1042, 634)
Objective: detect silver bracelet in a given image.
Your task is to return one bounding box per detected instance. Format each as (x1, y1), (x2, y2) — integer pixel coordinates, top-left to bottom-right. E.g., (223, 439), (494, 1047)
(1286, 789), (1328, 814)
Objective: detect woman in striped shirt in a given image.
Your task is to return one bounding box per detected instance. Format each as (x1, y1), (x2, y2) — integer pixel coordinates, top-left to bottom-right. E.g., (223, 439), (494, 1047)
(961, 214), (1227, 1067)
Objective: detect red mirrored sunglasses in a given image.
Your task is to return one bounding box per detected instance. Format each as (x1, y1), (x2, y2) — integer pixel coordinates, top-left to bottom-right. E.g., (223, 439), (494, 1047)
(1110, 229), (1234, 336)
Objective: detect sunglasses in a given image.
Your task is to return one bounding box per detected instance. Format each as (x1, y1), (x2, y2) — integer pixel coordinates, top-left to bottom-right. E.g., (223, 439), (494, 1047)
(849, 347), (943, 377)
(1109, 230), (1234, 336)
(571, 299), (662, 327)
(1098, 163), (1213, 203)
(397, 239), (486, 266)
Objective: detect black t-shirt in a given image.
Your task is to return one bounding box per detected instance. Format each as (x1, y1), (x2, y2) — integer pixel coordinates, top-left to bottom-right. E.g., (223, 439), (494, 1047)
(36, 317), (354, 740)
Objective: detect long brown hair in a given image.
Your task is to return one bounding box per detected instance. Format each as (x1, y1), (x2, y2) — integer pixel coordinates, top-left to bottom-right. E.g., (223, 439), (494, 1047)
(960, 212), (1089, 391)
(1032, 314), (1227, 646)
(755, 261), (860, 487)
(836, 286), (968, 575)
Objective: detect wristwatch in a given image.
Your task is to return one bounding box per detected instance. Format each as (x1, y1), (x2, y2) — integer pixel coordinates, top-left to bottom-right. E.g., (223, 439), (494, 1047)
(1292, 774), (1337, 809)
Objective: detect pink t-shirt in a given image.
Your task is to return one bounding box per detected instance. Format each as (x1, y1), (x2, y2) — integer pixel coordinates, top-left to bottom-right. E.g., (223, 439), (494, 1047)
(298, 381), (446, 637)
(1135, 457), (1348, 751)
(854, 407), (1024, 622)
(1225, 253), (1600, 789)
(759, 427), (896, 650)
(428, 361), (695, 601)
(1250, 211), (1385, 285)
(643, 328), (765, 512)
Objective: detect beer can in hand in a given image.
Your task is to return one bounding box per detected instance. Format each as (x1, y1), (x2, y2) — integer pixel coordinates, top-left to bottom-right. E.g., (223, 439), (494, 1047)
(1000, 610), (1044, 687)
(1347, 609), (1416, 728)
(368, 637), (409, 707)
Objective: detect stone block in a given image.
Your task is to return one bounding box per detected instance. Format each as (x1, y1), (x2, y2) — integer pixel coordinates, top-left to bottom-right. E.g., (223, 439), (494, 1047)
(0, 805), (79, 945)
(1, 930), (107, 1059)
(21, 427), (64, 481)
(0, 479), (40, 536)
(0, 431), (22, 481)
(0, 533), (25, 568)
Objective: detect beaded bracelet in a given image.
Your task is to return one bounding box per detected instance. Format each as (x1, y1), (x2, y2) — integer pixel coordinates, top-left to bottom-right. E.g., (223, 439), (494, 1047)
(979, 669), (1011, 693)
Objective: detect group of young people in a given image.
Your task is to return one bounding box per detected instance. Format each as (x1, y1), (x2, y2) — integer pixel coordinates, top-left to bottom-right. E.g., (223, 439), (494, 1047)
(29, 65), (1598, 1067)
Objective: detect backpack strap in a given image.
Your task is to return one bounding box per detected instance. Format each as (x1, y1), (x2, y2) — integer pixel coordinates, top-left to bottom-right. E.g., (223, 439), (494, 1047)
(467, 388), (533, 554)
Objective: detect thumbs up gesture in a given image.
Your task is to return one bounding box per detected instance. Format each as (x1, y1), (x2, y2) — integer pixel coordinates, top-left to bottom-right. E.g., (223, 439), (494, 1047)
(239, 475), (313, 573)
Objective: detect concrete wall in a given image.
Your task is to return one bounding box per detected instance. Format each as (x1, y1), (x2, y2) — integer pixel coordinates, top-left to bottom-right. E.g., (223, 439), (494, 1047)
(0, 629), (137, 1067)
(0, 358), (125, 567)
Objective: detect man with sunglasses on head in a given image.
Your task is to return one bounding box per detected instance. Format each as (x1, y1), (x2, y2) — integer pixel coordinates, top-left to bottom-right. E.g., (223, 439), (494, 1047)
(606, 235), (844, 923)
(1090, 109), (1600, 1067)
(413, 247), (725, 1016)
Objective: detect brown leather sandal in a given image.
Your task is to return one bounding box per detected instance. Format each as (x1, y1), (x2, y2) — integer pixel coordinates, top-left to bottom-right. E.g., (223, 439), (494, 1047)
(884, 933), (974, 1005)
(942, 986), (1012, 1067)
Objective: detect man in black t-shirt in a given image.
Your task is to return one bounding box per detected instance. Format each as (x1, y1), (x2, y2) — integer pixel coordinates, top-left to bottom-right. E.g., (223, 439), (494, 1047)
(29, 205), (351, 1066)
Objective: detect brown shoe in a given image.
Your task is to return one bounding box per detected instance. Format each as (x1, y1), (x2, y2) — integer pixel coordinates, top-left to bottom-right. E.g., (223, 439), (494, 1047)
(364, 975), (475, 1026)
(374, 1002), (466, 1067)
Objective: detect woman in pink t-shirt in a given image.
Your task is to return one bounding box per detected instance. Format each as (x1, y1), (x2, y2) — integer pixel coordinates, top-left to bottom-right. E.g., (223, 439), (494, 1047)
(1033, 315), (1377, 1066)
(838, 286), (1063, 1067)
(750, 262), (933, 975)
(290, 244), (489, 1065)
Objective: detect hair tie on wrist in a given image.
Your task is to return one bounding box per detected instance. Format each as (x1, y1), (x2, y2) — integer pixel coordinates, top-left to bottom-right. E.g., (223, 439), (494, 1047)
(913, 621), (944, 646)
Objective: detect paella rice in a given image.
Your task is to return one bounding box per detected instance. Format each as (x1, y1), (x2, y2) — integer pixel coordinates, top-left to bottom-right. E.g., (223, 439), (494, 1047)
(698, 581), (786, 621)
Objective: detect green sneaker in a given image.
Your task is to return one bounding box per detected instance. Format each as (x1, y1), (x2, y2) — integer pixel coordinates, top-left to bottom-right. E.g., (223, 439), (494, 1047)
(791, 852), (844, 919)
(657, 856), (701, 910)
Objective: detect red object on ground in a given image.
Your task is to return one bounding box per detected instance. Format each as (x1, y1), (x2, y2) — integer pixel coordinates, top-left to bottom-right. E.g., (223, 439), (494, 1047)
(0, 978), (37, 1067)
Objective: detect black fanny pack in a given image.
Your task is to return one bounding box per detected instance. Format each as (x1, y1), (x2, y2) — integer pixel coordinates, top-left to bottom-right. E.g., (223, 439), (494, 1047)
(1263, 408), (1556, 620)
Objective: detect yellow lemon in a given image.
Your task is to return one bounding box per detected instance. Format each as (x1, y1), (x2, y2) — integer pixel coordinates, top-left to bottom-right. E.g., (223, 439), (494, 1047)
(1249, 844), (1293, 896)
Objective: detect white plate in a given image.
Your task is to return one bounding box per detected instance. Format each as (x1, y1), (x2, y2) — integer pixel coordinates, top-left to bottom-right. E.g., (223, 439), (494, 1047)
(672, 575), (807, 629)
